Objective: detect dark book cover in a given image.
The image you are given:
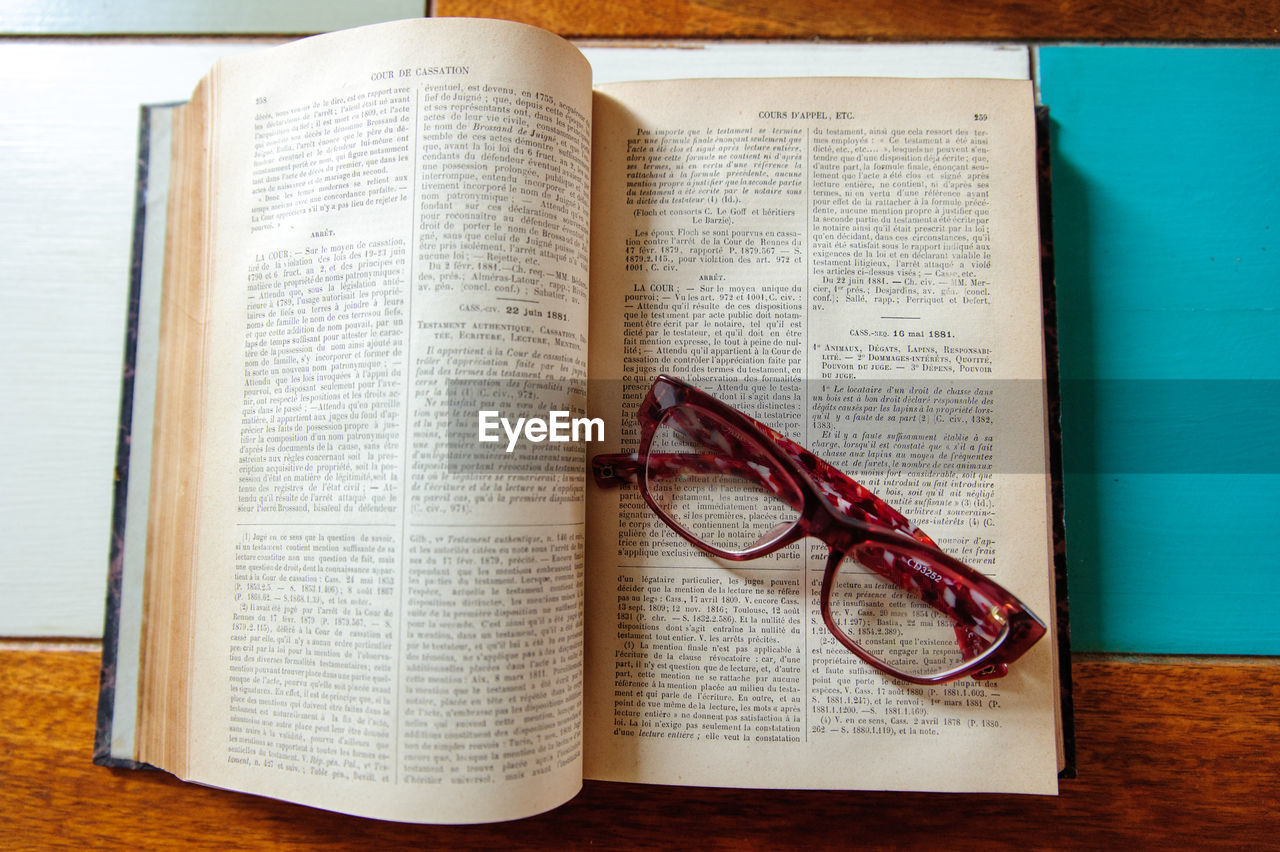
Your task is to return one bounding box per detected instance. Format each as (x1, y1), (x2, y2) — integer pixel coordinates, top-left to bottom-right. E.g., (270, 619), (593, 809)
(94, 104), (171, 770)
(1037, 104), (1076, 781)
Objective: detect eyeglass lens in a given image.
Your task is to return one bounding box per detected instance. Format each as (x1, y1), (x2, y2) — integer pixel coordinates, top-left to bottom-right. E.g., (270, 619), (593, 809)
(827, 544), (1002, 680)
(644, 405), (802, 555)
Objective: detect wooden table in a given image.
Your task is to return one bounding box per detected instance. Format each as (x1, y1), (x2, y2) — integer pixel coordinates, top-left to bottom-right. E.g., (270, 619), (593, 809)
(5, 2), (1277, 846)
(443, 0), (1280, 40)
(4, 648), (1276, 847)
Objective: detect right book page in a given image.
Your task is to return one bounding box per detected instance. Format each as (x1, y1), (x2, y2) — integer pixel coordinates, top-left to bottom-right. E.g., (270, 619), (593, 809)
(584, 76), (1059, 794)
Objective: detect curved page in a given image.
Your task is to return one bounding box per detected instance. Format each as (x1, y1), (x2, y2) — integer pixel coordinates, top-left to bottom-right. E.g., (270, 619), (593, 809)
(181, 18), (591, 823)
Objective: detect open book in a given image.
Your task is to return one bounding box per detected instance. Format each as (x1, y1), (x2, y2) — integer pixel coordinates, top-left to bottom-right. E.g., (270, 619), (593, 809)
(96, 17), (1068, 823)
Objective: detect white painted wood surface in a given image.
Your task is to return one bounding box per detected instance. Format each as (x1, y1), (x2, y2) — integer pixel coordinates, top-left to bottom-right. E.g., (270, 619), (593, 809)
(0, 39), (276, 635)
(0, 1), (423, 34)
(0, 36), (1027, 636)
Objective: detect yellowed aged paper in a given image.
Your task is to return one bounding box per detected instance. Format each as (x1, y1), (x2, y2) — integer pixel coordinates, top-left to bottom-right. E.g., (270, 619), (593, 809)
(136, 78), (213, 773)
(584, 77), (1058, 793)
(180, 18), (592, 823)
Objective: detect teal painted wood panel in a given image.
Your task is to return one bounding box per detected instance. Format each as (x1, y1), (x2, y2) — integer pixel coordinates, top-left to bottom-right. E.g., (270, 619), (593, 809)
(1038, 47), (1279, 653)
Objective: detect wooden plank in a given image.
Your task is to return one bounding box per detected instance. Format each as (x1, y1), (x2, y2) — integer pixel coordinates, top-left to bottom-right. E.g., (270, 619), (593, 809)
(0, 39), (280, 636)
(437, 0), (1280, 40)
(3, 648), (1276, 846)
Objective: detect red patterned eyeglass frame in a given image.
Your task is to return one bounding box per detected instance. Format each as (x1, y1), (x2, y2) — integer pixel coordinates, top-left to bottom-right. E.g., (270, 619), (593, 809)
(591, 374), (1046, 685)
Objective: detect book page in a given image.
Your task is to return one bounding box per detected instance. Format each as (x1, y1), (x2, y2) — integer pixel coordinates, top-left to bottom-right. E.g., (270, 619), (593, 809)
(584, 77), (1058, 793)
(160, 19), (591, 823)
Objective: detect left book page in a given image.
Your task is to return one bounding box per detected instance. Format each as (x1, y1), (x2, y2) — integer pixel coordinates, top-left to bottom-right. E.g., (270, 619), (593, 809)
(111, 18), (594, 824)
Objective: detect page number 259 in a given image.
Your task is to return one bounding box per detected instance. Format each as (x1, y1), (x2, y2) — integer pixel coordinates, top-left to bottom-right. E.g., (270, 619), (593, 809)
(974, 113), (989, 121)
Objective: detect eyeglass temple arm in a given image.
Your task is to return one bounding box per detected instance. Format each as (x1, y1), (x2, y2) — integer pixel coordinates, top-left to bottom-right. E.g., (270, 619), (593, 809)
(738, 417), (1030, 674)
(744, 418), (939, 548)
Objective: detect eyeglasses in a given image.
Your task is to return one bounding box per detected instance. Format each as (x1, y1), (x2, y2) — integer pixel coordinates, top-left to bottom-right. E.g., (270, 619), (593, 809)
(591, 375), (1046, 685)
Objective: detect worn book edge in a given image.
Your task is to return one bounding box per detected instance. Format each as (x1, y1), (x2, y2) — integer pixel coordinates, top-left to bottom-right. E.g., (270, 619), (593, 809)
(95, 103), (178, 769)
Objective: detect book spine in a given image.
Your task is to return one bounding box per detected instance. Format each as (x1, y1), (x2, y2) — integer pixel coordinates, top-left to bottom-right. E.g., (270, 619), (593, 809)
(93, 104), (154, 771)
